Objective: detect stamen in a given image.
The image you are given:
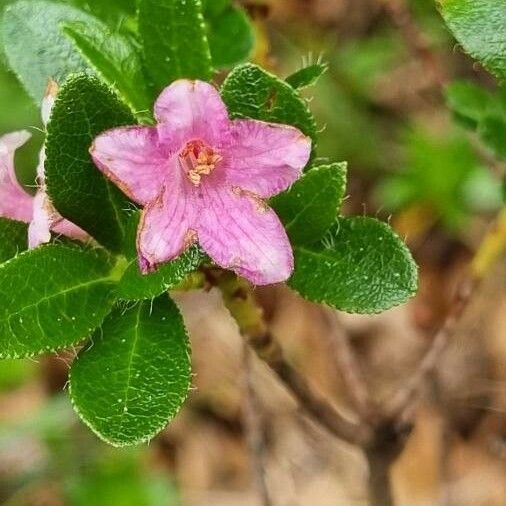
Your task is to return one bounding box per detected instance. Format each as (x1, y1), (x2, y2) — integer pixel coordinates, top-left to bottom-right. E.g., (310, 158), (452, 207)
(179, 140), (222, 186)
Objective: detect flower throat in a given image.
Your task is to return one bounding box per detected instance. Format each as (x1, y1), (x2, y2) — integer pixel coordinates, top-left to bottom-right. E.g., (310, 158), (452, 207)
(178, 140), (222, 186)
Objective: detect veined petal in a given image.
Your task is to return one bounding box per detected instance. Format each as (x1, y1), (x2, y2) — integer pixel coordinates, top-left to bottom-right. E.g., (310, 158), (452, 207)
(0, 131), (34, 222)
(137, 183), (197, 273)
(197, 185), (293, 285)
(224, 119), (311, 198)
(91, 126), (169, 205)
(155, 80), (230, 146)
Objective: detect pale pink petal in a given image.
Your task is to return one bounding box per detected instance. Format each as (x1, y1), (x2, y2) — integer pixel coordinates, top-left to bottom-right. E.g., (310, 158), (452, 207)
(34, 81), (89, 245)
(28, 191), (52, 248)
(0, 131), (34, 222)
(224, 120), (311, 198)
(41, 79), (58, 127)
(28, 188), (90, 248)
(52, 219), (89, 242)
(155, 80), (230, 146)
(137, 179), (197, 273)
(197, 185), (293, 285)
(91, 126), (170, 205)
(36, 145), (46, 182)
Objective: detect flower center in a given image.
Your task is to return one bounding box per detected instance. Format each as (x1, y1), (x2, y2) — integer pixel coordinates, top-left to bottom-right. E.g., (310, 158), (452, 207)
(178, 140), (222, 186)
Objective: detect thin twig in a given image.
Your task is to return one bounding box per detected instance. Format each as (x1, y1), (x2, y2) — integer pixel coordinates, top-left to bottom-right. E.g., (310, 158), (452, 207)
(366, 449), (395, 506)
(323, 309), (376, 421)
(214, 270), (373, 447)
(386, 276), (477, 426)
(242, 342), (274, 506)
(438, 419), (452, 506)
(247, 330), (373, 447)
(381, 0), (447, 88)
(387, 209), (506, 426)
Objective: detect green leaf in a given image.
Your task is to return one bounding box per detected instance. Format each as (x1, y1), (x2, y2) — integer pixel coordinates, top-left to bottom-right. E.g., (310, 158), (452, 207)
(45, 74), (136, 253)
(375, 126), (501, 229)
(289, 217), (418, 314)
(446, 82), (506, 161)
(66, 449), (180, 506)
(478, 87), (506, 160)
(445, 81), (494, 129)
(200, 0), (228, 16)
(479, 113), (506, 159)
(63, 20), (151, 114)
(202, 0), (254, 68)
(116, 212), (203, 300)
(462, 165), (503, 211)
(374, 177), (419, 211)
(221, 63), (318, 149)
(439, 0), (506, 82)
(337, 30), (407, 95)
(286, 63), (328, 90)
(0, 218), (27, 263)
(1, 0), (93, 102)
(138, 0), (213, 95)
(117, 249), (202, 300)
(271, 163), (347, 245)
(67, 0), (137, 26)
(70, 296), (191, 446)
(0, 244), (118, 358)
(0, 358), (37, 390)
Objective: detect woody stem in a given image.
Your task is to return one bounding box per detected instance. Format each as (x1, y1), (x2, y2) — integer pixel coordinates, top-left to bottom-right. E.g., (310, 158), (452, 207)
(213, 270), (372, 447)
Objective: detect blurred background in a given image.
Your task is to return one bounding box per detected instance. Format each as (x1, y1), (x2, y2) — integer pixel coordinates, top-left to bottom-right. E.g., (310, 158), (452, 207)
(0, 0), (504, 505)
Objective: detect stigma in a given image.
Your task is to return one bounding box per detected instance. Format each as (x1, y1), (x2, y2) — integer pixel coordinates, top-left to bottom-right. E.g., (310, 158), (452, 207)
(178, 140), (222, 186)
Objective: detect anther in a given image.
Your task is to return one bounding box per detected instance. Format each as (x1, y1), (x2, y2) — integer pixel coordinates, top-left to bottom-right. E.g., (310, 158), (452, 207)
(179, 140), (222, 186)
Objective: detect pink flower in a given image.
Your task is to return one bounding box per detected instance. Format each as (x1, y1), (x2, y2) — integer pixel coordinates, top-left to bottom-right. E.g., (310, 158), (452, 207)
(0, 82), (88, 248)
(0, 131), (34, 223)
(91, 80), (311, 285)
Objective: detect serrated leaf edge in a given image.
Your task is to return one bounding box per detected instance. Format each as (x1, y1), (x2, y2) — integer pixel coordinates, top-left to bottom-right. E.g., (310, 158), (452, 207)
(222, 62), (319, 147)
(68, 297), (192, 447)
(289, 217), (419, 314)
(0, 244), (118, 359)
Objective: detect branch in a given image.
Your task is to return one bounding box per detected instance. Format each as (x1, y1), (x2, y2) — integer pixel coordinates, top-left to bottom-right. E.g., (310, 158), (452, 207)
(248, 329), (372, 446)
(366, 448), (395, 506)
(323, 309), (376, 421)
(386, 277), (476, 425)
(242, 342), (274, 506)
(387, 209), (506, 425)
(214, 271), (373, 447)
(381, 0), (447, 88)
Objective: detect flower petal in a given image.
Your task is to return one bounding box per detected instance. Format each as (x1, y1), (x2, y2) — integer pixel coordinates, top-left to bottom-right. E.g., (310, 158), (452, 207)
(224, 119), (311, 198)
(91, 126), (170, 205)
(197, 185), (294, 285)
(0, 131), (34, 222)
(155, 80), (230, 146)
(137, 182), (197, 273)
(41, 79), (58, 127)
(27, 190), (89, 248)
(27, 191), (52, 248)
(52, 219), (89, 243)
(31, 78), (89, 249)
